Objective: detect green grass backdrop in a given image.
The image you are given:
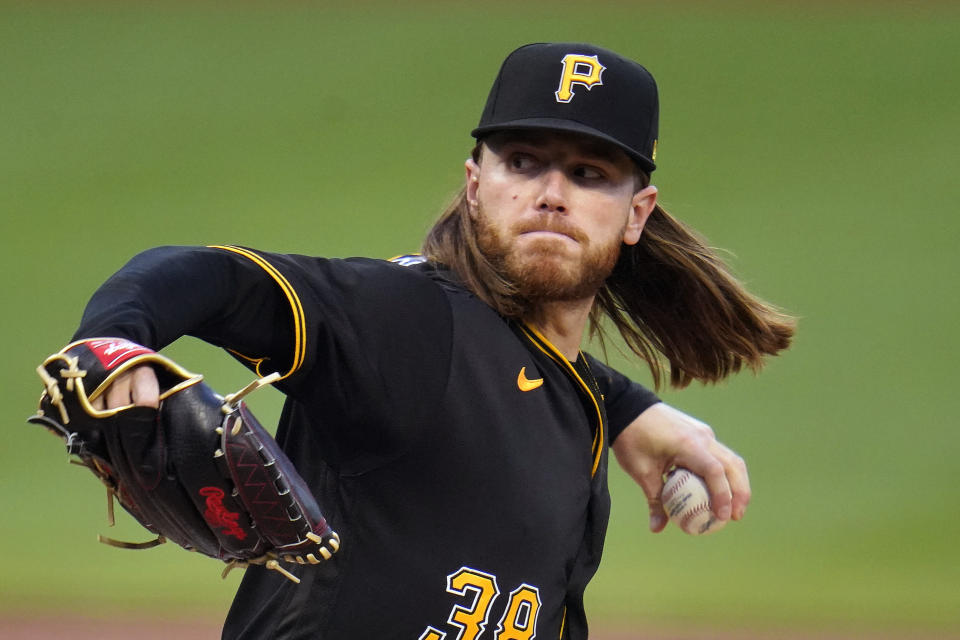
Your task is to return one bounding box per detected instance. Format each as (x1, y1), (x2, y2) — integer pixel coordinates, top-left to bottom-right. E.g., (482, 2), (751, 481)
(2, 1), (958, 635)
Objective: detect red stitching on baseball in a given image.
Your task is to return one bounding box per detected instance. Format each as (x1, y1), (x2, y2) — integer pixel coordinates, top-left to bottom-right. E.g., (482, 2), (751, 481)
(680, 502), (711, 531)
(662, 471), (690, 503)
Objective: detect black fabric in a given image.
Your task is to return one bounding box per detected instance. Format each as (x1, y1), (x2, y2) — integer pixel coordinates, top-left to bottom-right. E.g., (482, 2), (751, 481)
(74, 246), (661, 639)
(588, 355), (661, 443)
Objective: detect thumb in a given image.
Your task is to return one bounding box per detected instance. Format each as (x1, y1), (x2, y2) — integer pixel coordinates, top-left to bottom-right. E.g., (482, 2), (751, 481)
(637, 473), (669, 533)
(647, 499), (668, 533)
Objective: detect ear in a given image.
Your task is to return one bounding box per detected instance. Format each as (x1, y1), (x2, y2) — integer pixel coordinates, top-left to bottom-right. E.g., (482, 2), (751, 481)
(623, 185), (658, 246)
(465, 157), (481, 217)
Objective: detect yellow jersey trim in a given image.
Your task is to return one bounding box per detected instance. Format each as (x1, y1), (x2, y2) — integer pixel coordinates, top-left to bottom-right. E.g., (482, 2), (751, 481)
(519, 323), (605, 477)
(226, 348), (270, 377)
(209, 245), (306, 380)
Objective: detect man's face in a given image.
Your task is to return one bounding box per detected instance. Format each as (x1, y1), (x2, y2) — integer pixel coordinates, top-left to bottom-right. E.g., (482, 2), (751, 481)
(465, 130), (657, 303)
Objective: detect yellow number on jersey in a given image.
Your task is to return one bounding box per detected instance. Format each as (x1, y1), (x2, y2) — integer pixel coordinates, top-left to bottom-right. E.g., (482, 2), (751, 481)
(447, 567), (501, 640)
(496, 584), (541, 640)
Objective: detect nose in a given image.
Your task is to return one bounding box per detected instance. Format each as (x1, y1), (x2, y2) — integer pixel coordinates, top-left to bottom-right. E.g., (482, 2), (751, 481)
(535, 169), (568, 213)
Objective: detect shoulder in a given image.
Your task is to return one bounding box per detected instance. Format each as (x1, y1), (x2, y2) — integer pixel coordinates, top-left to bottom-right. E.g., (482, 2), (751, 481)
(197, 247), (464, 322)
(312, 256), (458, 331)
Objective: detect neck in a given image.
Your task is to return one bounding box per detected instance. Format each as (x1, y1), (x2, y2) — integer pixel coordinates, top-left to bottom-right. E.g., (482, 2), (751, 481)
(524, 297), (595, 361)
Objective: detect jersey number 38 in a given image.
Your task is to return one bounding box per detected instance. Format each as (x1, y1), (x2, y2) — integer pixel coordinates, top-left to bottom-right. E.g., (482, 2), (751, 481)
(419, 566), (542, 640)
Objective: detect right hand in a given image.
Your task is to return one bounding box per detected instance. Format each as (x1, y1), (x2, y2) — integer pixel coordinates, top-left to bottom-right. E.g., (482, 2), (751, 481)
(91, 365), (160, 410)
(611, 402), (750, 533)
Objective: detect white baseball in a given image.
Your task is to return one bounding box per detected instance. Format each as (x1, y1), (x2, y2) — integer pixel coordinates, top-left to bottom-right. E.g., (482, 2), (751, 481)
(661, 468), (727, 536)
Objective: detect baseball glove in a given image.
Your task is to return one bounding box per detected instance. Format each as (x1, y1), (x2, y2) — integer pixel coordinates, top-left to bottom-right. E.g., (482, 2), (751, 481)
(29, 337), (340, 583)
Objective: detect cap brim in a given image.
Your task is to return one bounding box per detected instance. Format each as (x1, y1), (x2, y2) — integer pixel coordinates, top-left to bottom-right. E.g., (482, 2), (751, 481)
(471, 117), (656, 173)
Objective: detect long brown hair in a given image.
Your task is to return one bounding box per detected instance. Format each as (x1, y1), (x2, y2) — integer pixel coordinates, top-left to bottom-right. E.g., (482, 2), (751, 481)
(421, 146), (794, 389)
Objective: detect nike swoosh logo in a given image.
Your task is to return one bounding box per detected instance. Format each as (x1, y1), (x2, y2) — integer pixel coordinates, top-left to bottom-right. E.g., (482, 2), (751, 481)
(517, 366), (544, 392)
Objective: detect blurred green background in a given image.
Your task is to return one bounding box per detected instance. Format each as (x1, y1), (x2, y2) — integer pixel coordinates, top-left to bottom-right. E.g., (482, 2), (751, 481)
(2, 1), (958, 637)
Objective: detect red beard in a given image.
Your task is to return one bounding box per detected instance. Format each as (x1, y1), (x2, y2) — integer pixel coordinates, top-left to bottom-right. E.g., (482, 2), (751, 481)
(474, 207), (623, 303)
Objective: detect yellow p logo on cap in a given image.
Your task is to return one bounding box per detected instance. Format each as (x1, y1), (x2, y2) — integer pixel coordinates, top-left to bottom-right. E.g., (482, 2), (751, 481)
(555, 54), (605, 103)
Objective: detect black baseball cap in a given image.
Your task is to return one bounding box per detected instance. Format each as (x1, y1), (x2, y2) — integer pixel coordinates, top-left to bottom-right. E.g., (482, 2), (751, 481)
(472, 42), (659, 173)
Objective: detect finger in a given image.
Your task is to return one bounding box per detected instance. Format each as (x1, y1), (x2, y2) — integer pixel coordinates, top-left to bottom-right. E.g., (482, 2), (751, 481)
(102, 366), (160, 409)
(723, 450), (751, 520)
(676, 454), (732, 522)
(701, 460), (733, 522)
(105, 372), (135, 409)
(701, 439), (751, 520)
(130, 366), (160, 408)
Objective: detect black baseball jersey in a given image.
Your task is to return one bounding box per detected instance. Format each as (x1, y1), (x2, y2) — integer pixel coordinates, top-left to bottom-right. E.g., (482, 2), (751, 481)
(73, 245), (660, 640)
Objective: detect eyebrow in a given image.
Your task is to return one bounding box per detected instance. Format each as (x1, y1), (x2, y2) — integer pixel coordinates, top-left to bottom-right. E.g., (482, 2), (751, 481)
(573, 138), (629, 166)
(486, 130), (630, 167)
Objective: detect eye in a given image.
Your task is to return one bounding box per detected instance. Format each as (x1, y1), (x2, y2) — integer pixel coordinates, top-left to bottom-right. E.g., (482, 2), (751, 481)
(509, 153), (539, 171)
(573, 165), (606, 180)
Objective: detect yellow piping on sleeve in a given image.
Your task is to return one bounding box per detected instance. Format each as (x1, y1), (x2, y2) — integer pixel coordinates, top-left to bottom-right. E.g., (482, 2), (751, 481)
(209, 245), (307, 380)
(226, 349), (269, 378)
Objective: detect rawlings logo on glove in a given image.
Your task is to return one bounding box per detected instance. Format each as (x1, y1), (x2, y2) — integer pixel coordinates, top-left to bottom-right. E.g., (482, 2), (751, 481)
(29, 338), (340, 583)
(200, 487), (248, 541)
